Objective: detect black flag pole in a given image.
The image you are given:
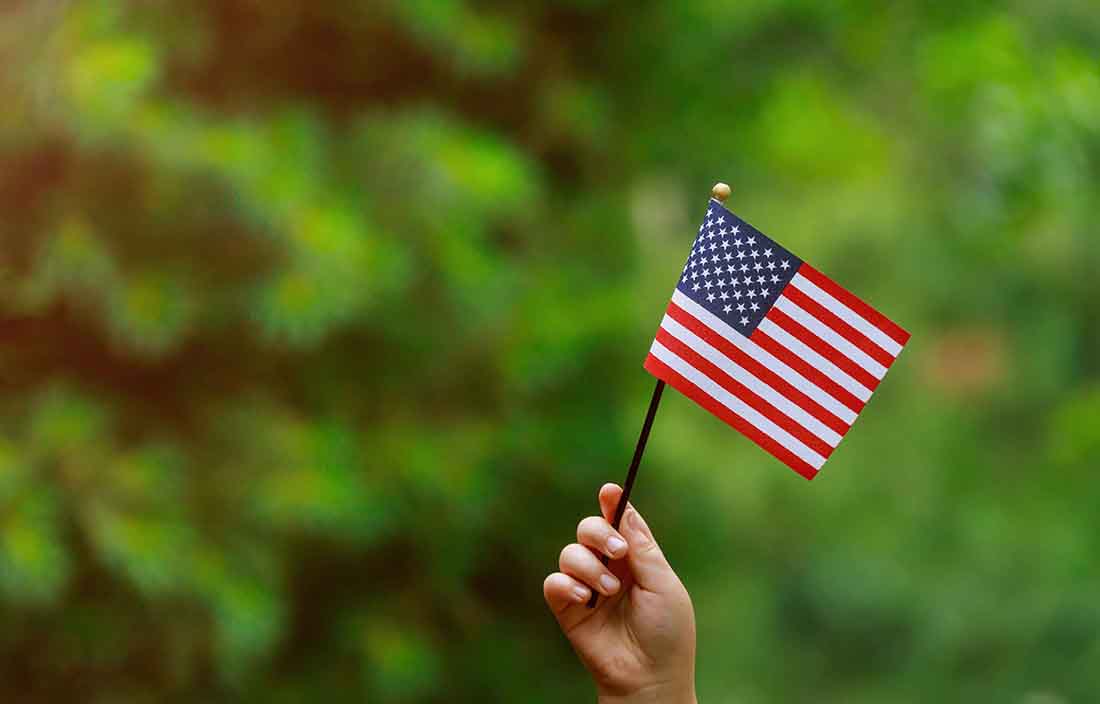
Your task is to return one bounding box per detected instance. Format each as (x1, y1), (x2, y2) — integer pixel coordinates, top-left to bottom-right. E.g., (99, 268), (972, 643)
(586, 182), (732, 609)
(586, 377), (665, 608)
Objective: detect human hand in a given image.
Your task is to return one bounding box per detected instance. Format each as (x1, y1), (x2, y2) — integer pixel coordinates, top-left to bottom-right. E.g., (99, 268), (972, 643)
(543, 483), (696, 704)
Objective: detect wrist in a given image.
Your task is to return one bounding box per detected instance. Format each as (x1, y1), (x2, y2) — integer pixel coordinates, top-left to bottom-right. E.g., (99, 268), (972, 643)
(597, 682), (697, 704)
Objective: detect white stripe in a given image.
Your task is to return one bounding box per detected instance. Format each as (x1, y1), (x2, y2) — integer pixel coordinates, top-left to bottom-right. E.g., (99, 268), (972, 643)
(757, 319), (873, 402)
(649, 340), (825, 470)
(773, 296), (888, 379)
(790, 273), (903, 357)
(670, 290), (858, 424)
(659, 315), (843, 447)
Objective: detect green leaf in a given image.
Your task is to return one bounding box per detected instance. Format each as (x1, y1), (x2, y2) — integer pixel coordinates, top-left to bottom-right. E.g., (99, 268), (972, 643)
(66, 36), (159, 136)
(0, 486), (71, 605)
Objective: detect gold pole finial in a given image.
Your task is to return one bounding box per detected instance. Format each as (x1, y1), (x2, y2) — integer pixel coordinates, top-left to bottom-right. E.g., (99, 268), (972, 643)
(711, 182), (731, 202)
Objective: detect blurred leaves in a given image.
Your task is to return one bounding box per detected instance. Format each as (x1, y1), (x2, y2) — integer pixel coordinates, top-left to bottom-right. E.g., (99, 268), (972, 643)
(66, 35), (158, 133)
(381, 0), (523, 77)
(0, 0), (1098, 702)
(0, 454), (70, 604)
(363, 620), (443, 700)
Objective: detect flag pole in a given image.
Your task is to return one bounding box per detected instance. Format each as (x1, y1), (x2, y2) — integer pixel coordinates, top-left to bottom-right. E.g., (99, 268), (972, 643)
(586, 182), (731, 609)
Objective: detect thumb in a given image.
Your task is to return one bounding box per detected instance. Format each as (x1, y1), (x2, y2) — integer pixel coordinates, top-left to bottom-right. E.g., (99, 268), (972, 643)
(597, 484), (679, 593)
(619, 504), (679, 594)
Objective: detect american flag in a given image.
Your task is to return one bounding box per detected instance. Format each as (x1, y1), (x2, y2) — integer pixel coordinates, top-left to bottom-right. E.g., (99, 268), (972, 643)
(644, 198), (910, 480)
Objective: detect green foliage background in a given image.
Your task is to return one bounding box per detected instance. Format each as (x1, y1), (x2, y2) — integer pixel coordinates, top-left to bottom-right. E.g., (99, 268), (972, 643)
(1, 1), (1099, 701)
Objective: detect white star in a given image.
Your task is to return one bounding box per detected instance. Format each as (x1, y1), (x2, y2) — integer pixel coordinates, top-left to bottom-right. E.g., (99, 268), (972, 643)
(702, 268), (711, 277)
(707, 208), (713, 217)
(740, 316), (750, 326)
(747, 289), (757, 299)
(753, 262), (763, 272)
(719, 291), (729, 301)
(732, 290), (742, 300)
(740, 264), (749, 273)
(736, 303), (746, 312)
(780, 260), (790, 270)
(717, 279), (727, 288)
(766, 261), (776, 271)
(736, 250), (746, 260)
(706, 219), (713, 228)
(750, 250), (760, 259)
(770, 274), (780, 284)
(732, 225), (740, 235)
(709, 242), (718, 251)
(692, 283), (701, 292)
(681, 275), (687, 283)
(733, 238), (742, 247)
(724, 252), (733, 262)
(720, 239), (731, 249)
(723, 304), (733, 313)
(747, 236), (755, 245)
(706, 293), (716, 302)
(717, 216), (725, 225)
(726, 264), (737, 274)
(760, 288), (770, 297)
(750, 302), (760, 312)
(764, 248), (773, 257)
(757, 276), (766, 284)
(691, 270), (699, 280)
(743, 276), (753, 286)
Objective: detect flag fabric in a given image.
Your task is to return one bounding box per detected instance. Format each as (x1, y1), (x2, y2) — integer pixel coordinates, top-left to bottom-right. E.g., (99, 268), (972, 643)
(644, 198), (910, 480)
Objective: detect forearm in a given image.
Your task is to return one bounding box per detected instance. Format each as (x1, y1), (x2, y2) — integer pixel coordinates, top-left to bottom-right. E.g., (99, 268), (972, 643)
(598, 681), (697, 704)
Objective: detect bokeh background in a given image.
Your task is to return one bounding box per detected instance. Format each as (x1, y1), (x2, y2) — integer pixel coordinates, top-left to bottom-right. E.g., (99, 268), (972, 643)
(2, 1), (1099, 701)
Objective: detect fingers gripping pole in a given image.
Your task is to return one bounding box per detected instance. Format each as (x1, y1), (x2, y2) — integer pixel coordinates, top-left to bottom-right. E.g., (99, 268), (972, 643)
(586, 378), (665, 608)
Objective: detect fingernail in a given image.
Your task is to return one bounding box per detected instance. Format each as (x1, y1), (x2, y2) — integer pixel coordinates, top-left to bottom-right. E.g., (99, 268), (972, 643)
(606, 536), (627, 557)
(599, 574), (620, 594)
(572, 585), (590, 602)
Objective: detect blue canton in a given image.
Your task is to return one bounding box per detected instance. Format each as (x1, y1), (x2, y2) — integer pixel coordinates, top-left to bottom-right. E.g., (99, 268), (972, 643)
(676, 200), (803, 336)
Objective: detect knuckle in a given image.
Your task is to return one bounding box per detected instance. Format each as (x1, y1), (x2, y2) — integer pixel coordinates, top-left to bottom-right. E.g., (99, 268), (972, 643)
(558, 543), (583, 568)
(635, 539), (663, 558)
(576, 516), (605, 538)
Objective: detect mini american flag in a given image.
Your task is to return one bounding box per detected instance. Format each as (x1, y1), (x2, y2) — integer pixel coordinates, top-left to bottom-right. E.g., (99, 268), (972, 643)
(644, 198), (910, 480)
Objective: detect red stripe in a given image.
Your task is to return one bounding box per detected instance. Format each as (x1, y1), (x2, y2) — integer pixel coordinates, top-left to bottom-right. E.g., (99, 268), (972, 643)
(765, 307), (880, 392)
(782, 287), (896, 368)
(749, 328), (866, 414)
(655, 329), (835, 460)
(664, 302), (850, 436)
(798, 264), (910, 346)
(644, 354), (818, 480)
